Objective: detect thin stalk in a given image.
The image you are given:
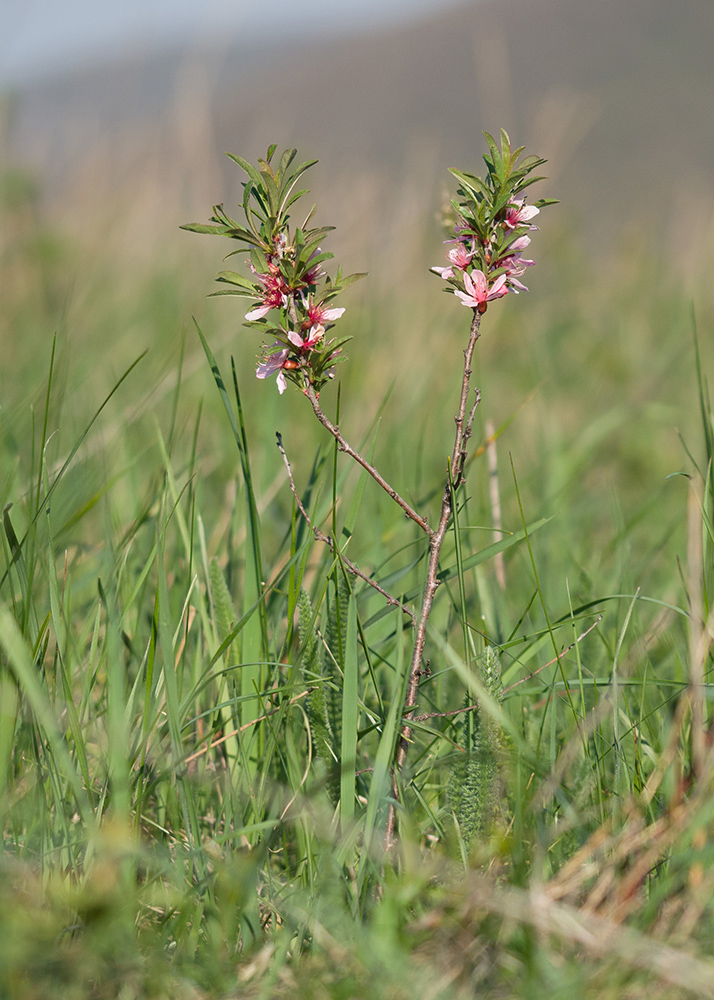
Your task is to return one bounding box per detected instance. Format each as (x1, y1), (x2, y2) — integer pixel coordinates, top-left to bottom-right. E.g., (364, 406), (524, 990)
(304, 383), (433, 536)
(384, 308), (483, 851)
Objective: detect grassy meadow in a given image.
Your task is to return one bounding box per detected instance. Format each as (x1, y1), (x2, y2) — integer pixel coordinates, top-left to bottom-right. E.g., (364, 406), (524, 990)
(2, 149), (714, 1000)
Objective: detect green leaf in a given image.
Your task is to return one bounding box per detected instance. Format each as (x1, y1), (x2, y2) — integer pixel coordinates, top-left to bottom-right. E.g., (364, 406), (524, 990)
(215, 270), (257, 291)
(448, 168), (489, 201)
(360, 601), (408, 873)
(227, 152), (264, 191)
(275, 147), (297, 184)
(483, 131), (505, 184)
(336, 271), (368, 289)
(225, 226), (265, 247)
(499, 127), (511, 165)
(514, 175), (548, 193)
(281, 187), (310, 213)
(180, 222), (230, 235)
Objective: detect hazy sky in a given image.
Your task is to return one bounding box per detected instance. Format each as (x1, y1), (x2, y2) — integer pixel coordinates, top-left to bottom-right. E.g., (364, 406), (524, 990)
(1, 0), (466, 87)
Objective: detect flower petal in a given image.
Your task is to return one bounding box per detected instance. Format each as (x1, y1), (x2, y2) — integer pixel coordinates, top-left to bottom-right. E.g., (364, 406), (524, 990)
(454, 288), (477, 307)
(246, 304), (272, 321)
(256, 347), (288, 379)
(486, 274), (509, 299)
(469, 270), (488, 299)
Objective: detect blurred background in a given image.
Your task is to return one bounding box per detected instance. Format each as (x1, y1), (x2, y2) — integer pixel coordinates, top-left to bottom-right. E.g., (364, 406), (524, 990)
(1, 0), (714, 589)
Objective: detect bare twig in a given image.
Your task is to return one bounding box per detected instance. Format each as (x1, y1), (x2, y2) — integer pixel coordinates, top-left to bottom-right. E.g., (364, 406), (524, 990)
(303, 383), (433, 537)
(276, 431), (415, 621)
(501, 613), (604, 694)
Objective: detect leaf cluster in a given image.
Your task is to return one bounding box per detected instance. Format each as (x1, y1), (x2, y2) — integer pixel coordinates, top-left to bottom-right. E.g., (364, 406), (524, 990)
(440, 129), (557, 298)
(182, 146), (365, 393)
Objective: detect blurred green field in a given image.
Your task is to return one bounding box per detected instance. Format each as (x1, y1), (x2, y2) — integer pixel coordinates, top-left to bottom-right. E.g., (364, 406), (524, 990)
(2, 151), (714, 999)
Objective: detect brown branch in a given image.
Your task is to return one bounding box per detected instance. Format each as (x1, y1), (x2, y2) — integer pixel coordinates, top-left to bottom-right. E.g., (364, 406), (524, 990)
(276, 431), (415, 622)
(303, 383), (433, 537)
(385, 307), (483, 852)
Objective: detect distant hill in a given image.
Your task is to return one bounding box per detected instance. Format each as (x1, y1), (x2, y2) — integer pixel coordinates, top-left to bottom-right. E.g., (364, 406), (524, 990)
(3, 0), (713, 253)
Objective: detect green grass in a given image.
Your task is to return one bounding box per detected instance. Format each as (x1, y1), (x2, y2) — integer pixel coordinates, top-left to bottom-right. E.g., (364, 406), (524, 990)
(2, 166), (714, 999)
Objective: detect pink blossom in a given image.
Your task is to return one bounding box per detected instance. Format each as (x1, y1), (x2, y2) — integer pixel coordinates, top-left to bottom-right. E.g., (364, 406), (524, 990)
(431, 240), (474, 280)
(256, 345), (290, 394)
(449, 243), (474, 269)
(454, 269), (508, 311)
(305, 298), (345, 327)
(503, 199), (539, 230)
(245, 269), (289, 321)
(303, 248), (326, 285)
(507, 235), (531, 254)
(288, 324), (324, 352)
(500, 252), (535, 293)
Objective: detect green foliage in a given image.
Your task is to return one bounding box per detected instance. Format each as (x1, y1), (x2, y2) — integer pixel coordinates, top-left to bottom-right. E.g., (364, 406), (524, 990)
(183, 147), (365, 394)
(3, 132), (714, 999)
(440, 128), (557, 301)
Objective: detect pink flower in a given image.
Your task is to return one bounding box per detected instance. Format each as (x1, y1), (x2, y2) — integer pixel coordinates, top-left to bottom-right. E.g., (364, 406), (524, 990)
(507, 234), (531, 253)
(256, 345), (291, 394)
(245, 269), (290, 321)
(431, 240), (474, 280)
(500, 251), (535, 293)
(303, 248), (327, 286)
(454, 269), (508, 311)
(288, 324), (324, 352)
(304, 298), (345, 327)
(447, 243), (474, 270)
(503, 199), (539, 230)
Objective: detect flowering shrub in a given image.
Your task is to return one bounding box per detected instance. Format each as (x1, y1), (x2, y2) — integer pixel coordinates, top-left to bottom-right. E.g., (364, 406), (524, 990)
(432, 131), (555, 308)
(182, 144), (364, 395)
(185, 129), (554, 854)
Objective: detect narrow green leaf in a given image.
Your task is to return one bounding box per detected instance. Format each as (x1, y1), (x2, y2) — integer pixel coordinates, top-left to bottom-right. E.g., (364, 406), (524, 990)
(215, 270), (258, 291)
(180, 222), (230, 235)
(226, 152), (264, 191)
(0, 606), (91, 823)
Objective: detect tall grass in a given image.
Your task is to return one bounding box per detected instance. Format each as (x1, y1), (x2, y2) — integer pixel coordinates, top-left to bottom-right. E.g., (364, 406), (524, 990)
(2, 164), (714, 999)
